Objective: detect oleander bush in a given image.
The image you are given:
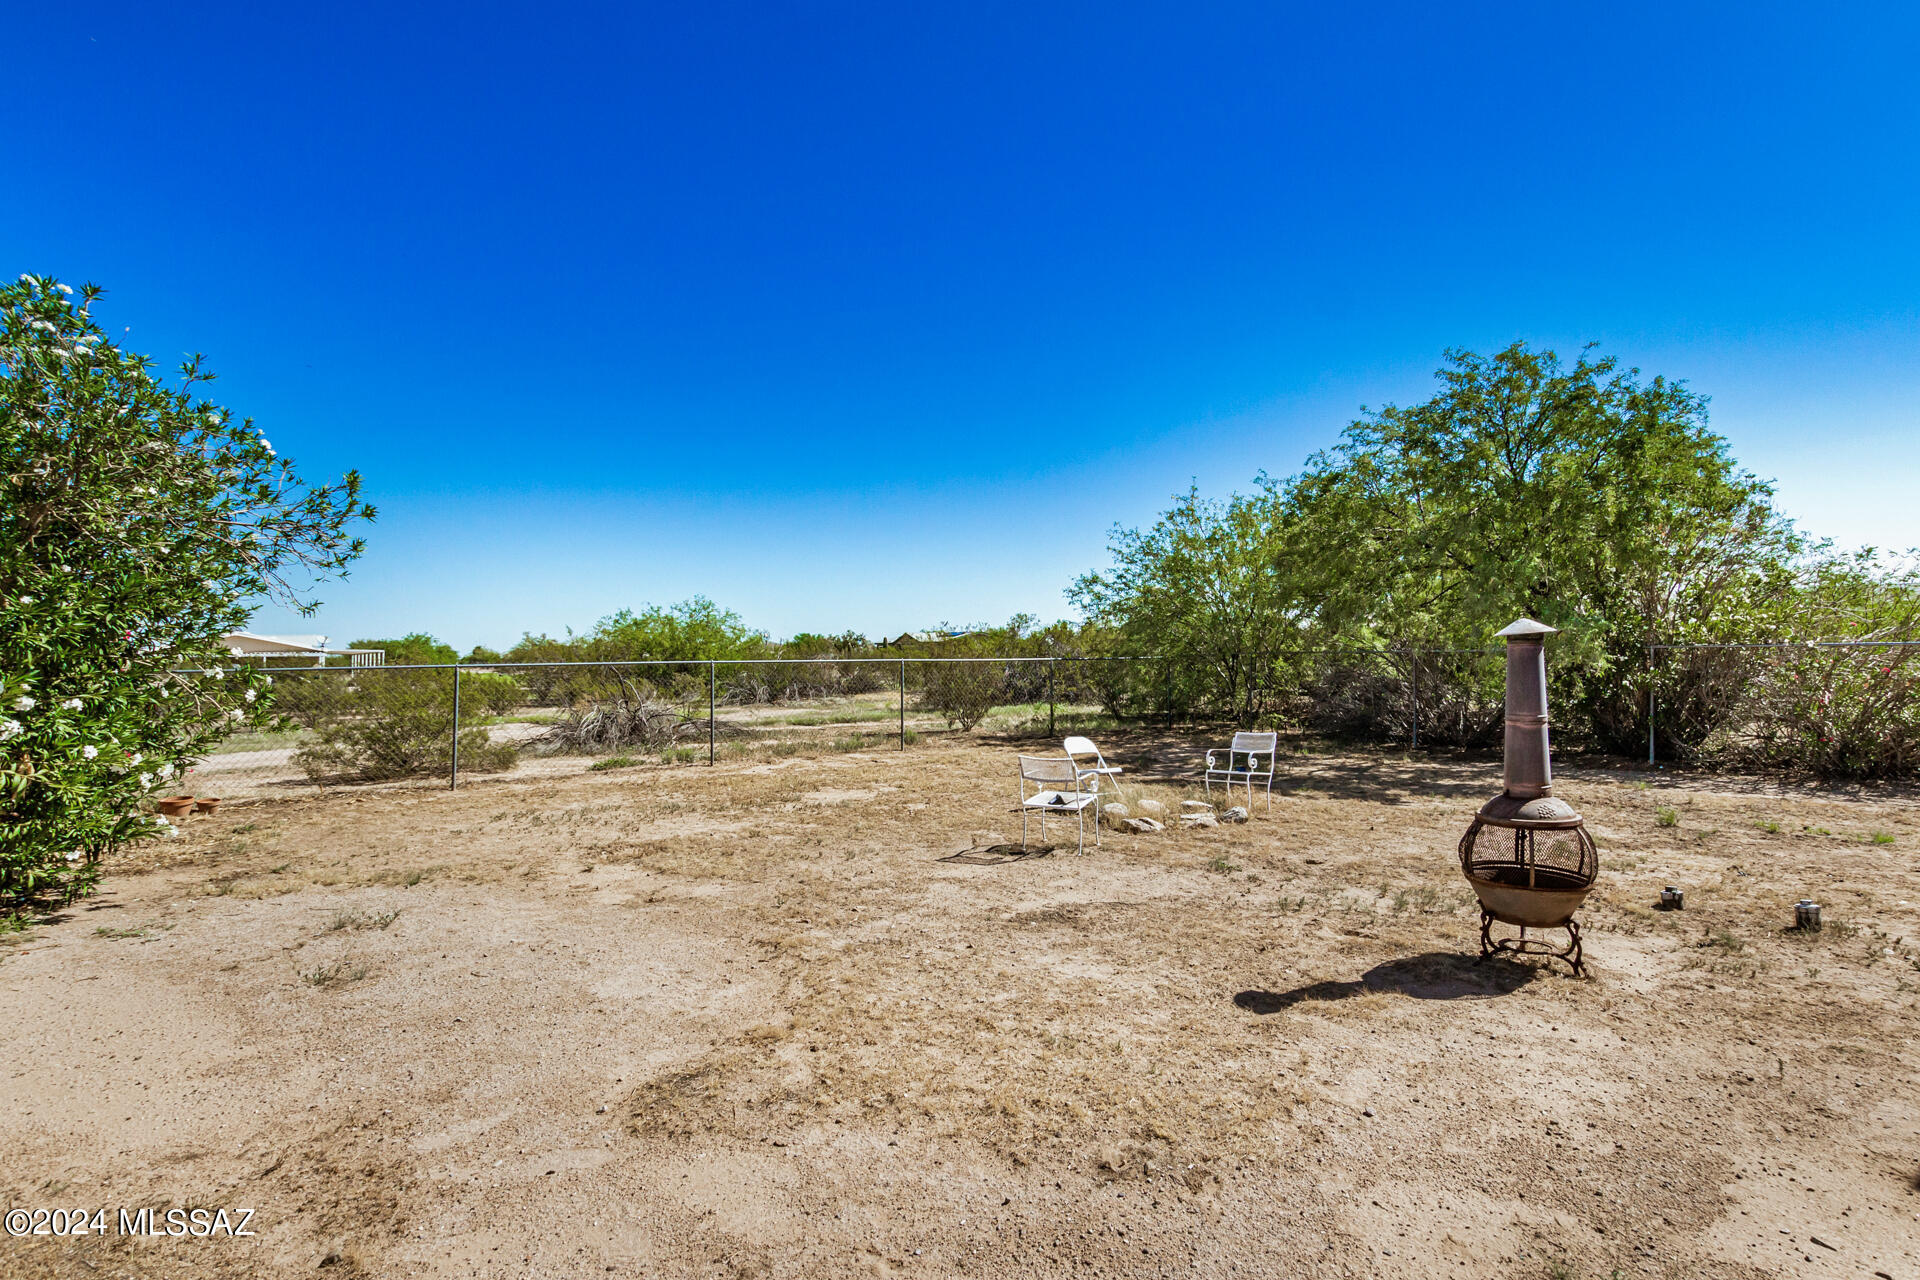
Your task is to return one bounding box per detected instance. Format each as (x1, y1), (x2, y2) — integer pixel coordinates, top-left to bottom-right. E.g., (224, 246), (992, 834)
(0, 275), (370, 906)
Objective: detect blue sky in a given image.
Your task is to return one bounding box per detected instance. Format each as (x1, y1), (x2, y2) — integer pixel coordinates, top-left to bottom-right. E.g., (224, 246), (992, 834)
(10, 3), (1917, 649)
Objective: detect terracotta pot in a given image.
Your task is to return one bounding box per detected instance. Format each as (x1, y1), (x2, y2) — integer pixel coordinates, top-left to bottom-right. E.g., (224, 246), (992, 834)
(193, 797), (221, 814)
(156, 796), (196, 818)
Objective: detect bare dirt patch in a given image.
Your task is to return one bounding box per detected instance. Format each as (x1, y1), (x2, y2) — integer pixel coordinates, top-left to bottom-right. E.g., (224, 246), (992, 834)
(3, 735), (1918, 1278)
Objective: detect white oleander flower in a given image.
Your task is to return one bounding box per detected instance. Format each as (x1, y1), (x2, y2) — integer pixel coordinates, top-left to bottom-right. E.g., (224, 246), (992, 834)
(19, 596), (33, 605)
(67, 850), (84, 865)
(158, 763), (174, 779)
(153, 815), (170, 827)
(228, 709), (244, 720)
(162, 825), (180, 839)
(0, 720), (21, 741)
(13, 695), (34, 711)
(60, 697), (83, 710)
(81, 744), (98, 759)
(263, 675), (274, 686)
(56, 283), (72, 295)
(139, 773), (154, 788)
(129, 751), (143, 764)
(244, 689), (257, 702)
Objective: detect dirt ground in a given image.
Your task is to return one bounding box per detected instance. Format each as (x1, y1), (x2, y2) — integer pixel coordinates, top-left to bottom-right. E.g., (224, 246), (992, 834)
(3, 733), (1918, 1279)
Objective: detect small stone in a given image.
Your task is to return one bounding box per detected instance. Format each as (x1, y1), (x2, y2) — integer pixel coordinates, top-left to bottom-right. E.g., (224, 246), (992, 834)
(1362, 1108), (1374, 1117)
(1134, 799), (1168, 819)
(596, 1105), (608, 1114)
(1101, 804), (1133, 831)
(1123, 817), (1164, 834)
(1181, 799), (1215, 812)
(1221, 806), (1249, 824)
(1181, 812), (1219, 828)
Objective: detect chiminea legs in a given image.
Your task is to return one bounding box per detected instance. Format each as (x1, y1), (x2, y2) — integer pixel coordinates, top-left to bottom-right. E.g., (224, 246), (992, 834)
(1478, 911), (1585, 977)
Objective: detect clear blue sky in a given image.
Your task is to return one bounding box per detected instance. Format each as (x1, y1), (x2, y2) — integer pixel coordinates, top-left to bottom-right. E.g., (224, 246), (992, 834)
(11, 3), (1918, 650)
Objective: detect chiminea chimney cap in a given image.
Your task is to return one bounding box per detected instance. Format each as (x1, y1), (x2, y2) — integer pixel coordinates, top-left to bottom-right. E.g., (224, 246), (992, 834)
(1495, 617), (1558, 640)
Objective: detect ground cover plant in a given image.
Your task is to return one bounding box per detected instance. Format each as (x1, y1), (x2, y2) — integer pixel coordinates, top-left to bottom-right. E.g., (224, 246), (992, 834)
(3, 735), (1916, 1279)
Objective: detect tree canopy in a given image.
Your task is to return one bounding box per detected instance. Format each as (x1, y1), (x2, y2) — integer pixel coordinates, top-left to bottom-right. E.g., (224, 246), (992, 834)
(1078, 342), (1917, 767)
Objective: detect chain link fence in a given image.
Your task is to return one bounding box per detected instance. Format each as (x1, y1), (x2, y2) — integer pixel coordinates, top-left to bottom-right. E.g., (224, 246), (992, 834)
(175, 640), (1920, 801)
(176, 657), (1160, 800)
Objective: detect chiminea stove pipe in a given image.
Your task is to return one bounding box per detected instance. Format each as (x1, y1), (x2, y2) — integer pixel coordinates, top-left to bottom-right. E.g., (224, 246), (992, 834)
(1496, 618), (1557, 800)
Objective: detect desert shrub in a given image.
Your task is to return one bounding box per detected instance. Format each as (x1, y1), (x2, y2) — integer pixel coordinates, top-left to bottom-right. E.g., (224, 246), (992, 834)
(916, 654), (1006, 730)
(460, 670), (525, 716)
(295, 670), (515, 781)
(535, 698), (700, 753)
(1293, 657), (1403, 742)
(1292, 650), (1502, 746)
(264, 670), (353, 729)
(0, 275), (369, 905)
(1697, 643), (1920, 777)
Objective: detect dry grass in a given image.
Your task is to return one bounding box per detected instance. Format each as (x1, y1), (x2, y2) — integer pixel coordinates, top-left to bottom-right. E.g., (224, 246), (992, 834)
(6, 733), (1919, 1279)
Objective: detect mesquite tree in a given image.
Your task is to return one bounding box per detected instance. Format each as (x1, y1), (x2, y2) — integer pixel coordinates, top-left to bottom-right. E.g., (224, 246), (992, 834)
(0, 275), (372, 904)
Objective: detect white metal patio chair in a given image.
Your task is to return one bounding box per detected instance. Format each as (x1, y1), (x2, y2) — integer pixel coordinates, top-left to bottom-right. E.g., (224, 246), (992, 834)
(1016, 754), (1100, 854)
(1062, 735), (1120, 822)
(1205, 731), (1278, 814)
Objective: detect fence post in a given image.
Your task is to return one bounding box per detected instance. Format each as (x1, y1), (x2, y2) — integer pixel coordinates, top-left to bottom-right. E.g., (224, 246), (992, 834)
(1647, 644), (1656, 766)
(709, 661), (716, 766)
(1408, 650), (1419, 751)
(899, 659), (907, 750)
(449, 664), (461, 791)
(1048, 658), (1056, 738)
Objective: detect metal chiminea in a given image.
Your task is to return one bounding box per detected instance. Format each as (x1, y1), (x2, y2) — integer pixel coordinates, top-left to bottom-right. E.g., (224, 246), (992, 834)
(1457, 619), (1599, 974)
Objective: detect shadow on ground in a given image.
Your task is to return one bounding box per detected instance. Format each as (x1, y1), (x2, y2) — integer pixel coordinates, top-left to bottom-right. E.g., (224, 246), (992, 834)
(937, 844), (1056, 865)
(1233, 951), (1536, 1013)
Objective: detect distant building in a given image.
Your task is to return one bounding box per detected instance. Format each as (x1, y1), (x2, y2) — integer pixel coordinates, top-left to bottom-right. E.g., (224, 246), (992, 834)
(219, 632), (386, 666)
(882, 630), (975, 648)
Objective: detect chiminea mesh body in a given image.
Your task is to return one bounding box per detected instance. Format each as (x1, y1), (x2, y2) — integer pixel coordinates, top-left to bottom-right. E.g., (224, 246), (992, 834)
(1458, 619), (1598, 974)
(1461, 824), (1597, 892)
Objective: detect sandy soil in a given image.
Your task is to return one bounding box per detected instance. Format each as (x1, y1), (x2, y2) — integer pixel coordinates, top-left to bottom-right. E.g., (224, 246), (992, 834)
(3, 733), (1918, 1279)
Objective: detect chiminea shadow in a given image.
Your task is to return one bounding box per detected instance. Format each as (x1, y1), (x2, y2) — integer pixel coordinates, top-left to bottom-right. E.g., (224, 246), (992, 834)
(1233, 951), (1536, 1014)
